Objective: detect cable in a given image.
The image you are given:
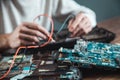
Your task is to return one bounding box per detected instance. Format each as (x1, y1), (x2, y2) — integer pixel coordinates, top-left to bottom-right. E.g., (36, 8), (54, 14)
(12, 47), (27, 70)
(0, 14), (54, 80)
(0, 48), (27, 72)
(33, 14), (54, 47)
(56, 14), (75, 35)
(0, 47), (22, 80)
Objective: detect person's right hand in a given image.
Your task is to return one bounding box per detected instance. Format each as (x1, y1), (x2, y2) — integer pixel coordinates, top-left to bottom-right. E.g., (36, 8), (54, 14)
(8, 22), (50, 49)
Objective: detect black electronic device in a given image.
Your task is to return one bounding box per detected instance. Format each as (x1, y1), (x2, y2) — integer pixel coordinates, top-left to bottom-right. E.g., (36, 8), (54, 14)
(55, 26), (115, 43)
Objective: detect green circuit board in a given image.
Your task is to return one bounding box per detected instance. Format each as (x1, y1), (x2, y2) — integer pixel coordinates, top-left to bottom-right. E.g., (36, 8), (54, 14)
(58, 39), (120, 69)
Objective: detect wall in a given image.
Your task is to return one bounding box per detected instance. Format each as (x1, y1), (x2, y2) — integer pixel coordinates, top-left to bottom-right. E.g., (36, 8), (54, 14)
(75, 0), (120, 22)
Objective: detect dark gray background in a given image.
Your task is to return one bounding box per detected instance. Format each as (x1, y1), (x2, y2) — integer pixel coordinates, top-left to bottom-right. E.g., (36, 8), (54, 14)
(75, 0), (120, 22)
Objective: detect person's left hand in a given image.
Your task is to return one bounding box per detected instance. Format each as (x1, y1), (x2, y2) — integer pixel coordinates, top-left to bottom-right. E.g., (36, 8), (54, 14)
(68, 12), (93, 37)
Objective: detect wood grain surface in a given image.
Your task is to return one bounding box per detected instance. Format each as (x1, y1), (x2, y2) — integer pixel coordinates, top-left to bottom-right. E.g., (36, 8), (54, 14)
(84, 17), (120, 80)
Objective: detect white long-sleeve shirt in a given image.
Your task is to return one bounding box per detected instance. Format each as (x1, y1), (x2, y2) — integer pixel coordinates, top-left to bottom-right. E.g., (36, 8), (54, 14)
(0, 0), (96, 34)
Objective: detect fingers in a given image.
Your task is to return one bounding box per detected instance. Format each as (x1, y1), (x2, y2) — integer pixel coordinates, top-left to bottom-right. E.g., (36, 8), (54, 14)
(20, 25), (47, 39)
(68, 13), (92, 37)
(22, 22), (50, 37)
(70, 24), (84, 37)
(83, 21), (92, 34)
(19, 33), (39, 43)
(8, 22), (51, 48)
(19, 22), (50, 45)
(68, 13), (84, 32)
(68, 19), (74, 32)
(21, 40), (35, 46)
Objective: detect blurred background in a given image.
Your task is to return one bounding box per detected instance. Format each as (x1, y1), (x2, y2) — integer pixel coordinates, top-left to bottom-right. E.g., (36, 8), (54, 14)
(54, 0), (120, 30)
(75, 0), (120, 22)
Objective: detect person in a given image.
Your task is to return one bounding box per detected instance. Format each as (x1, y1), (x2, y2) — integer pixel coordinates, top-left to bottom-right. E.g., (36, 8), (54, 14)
(0, 0), (96, 52)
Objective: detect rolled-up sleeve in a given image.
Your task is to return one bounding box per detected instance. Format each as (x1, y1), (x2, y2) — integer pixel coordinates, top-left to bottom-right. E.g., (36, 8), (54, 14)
(52, 0), (97, 27)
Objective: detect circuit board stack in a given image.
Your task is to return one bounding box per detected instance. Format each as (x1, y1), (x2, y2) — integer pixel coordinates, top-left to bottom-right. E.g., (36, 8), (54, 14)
(58, 39), (120, 69)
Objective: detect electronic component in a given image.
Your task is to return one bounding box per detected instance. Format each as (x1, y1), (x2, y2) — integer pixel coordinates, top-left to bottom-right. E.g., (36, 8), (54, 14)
(21, 52), (82, 80)
(81, 26), (115, 43)
(58, 39), (120, 69)
(22, 66), (82, 80)
(0, 54), (33, 78)
(55, 26), (115, 43)
(0, 32), (116, 80)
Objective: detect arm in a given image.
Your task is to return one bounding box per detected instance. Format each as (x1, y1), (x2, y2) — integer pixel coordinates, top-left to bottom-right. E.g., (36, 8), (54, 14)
(0, 22), (50, 52)
(53, 0), (97, 37)
(0, 34), (11, 52)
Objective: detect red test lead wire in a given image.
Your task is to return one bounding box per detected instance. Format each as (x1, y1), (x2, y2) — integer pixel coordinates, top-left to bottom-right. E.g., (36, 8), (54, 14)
(0, 14), (54, 80)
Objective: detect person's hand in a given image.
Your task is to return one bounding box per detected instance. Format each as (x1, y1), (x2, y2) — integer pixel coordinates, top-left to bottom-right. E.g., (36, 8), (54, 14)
(8, 22), (50, 48)
(68, 13), (93, 37)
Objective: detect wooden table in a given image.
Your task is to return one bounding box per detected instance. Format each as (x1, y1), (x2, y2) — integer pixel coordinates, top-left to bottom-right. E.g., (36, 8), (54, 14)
(98, 17), (120, 44)
(83, 17), (120, 80)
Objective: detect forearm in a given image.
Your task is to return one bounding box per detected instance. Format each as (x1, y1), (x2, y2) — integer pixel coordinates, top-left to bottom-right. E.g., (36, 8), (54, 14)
(0, 34), (11, 52)
(53, 0), (97, 27)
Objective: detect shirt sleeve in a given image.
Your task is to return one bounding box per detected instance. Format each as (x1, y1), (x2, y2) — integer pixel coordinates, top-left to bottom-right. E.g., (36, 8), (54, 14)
(52, 0), (97, 27)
